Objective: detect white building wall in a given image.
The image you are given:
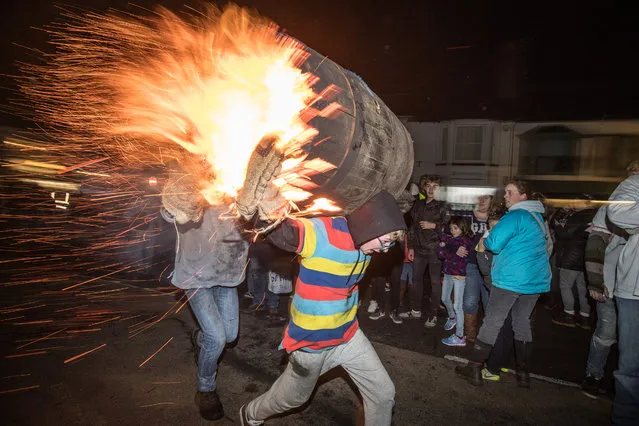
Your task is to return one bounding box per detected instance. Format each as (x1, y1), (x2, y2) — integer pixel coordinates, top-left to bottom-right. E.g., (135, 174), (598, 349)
(405, 118), (639, 189)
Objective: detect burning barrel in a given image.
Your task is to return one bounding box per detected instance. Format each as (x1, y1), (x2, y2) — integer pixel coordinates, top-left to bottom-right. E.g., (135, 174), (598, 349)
(287, 47), (414, 214)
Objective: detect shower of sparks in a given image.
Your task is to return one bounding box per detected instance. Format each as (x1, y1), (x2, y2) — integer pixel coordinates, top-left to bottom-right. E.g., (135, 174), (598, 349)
(15, 3), (342, 209)
(0, 2), (349, 396)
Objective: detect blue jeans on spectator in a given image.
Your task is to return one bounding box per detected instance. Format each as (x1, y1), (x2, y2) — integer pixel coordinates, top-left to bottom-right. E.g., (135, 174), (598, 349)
(612, 297), (639, 425)
(186, 286), (239, 392)
(442, 274), (465, 337)
(585, 297), (617, 379)
(463, 263), (489, 315)
(400, 262), (413, 285)
(249, 251), (279, 310)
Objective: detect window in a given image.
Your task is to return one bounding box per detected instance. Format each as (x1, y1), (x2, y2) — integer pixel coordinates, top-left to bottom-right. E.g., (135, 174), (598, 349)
(441, 126), (448, 162)
(454, 126), (483, 161)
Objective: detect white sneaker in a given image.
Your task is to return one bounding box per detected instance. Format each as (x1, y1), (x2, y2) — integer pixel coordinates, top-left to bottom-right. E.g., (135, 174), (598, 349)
(424, 316), (437, 328)
(399, 309), (422, 319)
(367, 300), (379, 313)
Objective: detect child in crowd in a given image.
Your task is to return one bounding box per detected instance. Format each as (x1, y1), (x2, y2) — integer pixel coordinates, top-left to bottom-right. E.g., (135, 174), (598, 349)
(438, 216), (474, 346)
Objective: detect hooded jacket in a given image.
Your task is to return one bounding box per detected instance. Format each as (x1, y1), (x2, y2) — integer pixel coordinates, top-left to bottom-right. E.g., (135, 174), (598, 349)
(166, 206), (249, 289)
(484, 200), (551, 294)
(607, 175), (639, 300)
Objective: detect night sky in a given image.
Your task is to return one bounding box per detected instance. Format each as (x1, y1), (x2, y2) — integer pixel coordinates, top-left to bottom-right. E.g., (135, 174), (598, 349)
(1, 0), (638, 125)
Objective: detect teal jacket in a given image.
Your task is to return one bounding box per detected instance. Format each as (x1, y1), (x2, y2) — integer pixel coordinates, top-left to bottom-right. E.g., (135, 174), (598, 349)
(484, 201), (551, 295)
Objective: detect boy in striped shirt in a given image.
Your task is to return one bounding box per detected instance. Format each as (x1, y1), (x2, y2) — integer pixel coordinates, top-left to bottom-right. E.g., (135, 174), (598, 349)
(240, 191), (406, 426)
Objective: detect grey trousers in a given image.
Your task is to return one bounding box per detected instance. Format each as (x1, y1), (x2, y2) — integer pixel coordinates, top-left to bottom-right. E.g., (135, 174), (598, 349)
(559, 268), (590, 316)
(245, 329), (395, 425)
(477, 286), (540, 345)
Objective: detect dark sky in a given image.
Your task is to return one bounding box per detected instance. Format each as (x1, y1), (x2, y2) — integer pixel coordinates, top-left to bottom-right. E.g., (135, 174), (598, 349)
(2, 0), (638, 125)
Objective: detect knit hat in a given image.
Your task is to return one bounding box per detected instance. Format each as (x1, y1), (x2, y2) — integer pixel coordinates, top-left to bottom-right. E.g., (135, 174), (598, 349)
(346, 190), (407, 248)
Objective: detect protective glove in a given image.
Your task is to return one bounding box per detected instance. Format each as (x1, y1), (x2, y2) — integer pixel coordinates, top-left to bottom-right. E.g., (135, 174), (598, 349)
(236, 134), (285, 220)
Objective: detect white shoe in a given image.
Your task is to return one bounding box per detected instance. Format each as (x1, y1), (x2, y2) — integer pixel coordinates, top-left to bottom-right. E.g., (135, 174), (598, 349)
(399, 309), (422, 319)
(367, 300), (379, 313)
(424, 316), (437, 328)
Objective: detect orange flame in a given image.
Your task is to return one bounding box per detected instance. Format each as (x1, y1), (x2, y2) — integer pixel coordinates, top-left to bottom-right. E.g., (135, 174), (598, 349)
(19, 4), (343, 213)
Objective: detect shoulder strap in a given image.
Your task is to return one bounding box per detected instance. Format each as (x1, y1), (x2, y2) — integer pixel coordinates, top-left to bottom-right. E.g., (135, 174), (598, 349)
(529, 211), (549, 240)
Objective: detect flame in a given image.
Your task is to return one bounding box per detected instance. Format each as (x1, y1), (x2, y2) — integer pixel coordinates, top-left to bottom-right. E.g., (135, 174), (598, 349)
(18, 4), (343, 213)
(307, 198), (342, 213)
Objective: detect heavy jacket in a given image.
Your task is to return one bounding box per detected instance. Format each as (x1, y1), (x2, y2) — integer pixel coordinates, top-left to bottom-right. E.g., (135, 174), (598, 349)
(165, 206), (249, 289)
(607, 175), (639, 300)
(484, 200), (551, 295)
(552, 208), (596, 271)
(408, 199), (449, 254)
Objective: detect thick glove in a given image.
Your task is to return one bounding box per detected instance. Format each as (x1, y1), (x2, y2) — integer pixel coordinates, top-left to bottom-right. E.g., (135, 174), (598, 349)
(161, 167), (205, 225)
(257, 184), (289, 221)
(236, 134), (285, 220)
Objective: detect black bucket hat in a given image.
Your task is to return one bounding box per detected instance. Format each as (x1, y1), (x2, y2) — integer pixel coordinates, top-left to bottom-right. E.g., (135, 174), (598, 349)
(346, 190), (407, 248)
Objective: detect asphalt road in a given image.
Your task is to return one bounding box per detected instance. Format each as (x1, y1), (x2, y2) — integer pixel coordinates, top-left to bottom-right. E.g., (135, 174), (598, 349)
(0, 277), (612, 425)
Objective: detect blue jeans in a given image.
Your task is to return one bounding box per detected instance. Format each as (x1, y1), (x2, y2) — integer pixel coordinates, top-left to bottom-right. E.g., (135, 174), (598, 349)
(400, 262), (413, 285)
(585, 297), (617, 379)
(442, 274), (465, 337)
(248, 253), (279, 309)
(612, 297), (639, 425)
(186, 286), (239, 392)
(463, 263), (489, 315)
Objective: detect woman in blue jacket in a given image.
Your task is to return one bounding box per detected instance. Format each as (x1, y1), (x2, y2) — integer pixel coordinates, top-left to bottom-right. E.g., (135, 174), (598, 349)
(456, 181), (551, 388)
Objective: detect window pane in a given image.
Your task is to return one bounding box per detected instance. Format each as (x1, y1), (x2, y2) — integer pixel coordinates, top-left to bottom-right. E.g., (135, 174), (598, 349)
(454, 126), (483, 161)
(441, 127), (448, 161)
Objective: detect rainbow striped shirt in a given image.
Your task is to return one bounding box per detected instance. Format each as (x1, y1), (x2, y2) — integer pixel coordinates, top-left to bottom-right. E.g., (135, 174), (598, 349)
(280, 217), (370, 353)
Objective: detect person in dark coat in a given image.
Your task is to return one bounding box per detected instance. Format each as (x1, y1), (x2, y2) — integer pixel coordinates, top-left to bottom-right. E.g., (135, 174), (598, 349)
(551, 198), (596, 329)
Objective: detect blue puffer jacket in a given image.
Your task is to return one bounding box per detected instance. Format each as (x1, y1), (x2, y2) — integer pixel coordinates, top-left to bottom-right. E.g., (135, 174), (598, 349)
(484, 200), (551, 294)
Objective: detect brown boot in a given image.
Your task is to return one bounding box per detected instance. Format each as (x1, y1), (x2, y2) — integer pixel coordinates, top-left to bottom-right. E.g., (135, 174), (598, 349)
(464, 314), (478, 343)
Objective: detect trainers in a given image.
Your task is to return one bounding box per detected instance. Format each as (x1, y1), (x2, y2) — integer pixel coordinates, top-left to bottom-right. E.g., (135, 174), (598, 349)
(389, 310), (403, 324)
(442, 334), (466, 347)
(369, 310), (387, 320)
(367, 300), (379, 313)
(424, 316), (437, 328)
(195, 390), (224, 421)
(444, 317), (457, 331)
(581, 375), (604, 399)
(399, 309), (422, 319)
(240, 404), (264, 425)
(552, 311), (577, 328)
(243, 291), (254, 299)
(482, 368), (501, 382)
(577, 315), (592, 330)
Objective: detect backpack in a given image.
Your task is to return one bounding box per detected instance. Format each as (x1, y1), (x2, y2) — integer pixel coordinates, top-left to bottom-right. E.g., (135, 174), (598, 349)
(529, 212), (554, 257)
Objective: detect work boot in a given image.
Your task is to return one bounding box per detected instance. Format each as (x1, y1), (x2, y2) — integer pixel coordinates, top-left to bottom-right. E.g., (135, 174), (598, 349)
(464, 313), (478, 343)
(514, 340), (532, 388)
(455, 364), (482, 386)
(455, 340), (492, 386)
(195, 390), (224, 421)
